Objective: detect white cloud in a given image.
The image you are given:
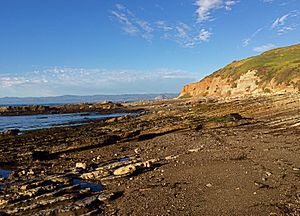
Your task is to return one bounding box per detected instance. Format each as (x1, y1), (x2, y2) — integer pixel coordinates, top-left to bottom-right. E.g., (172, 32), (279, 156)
(272, 13), (290, 29)
(225, 0), (238, 10)
(156, 20), (174, 40)
(175, 22), (190, 39)
(136, 20), (154, 40)
(195, 0), (238, 22)
(111, 4), (153, 40)
(271, 11), (299, 35)
(195, 0), (222, 22)
(277, 25), (296, 34)
(156, 21), (173, 32)
(253, 44), (276, 52)
(0, 76), (48, 88)
(242, 28), (263, 47)
(262, 0), (296, 6)
(198, 29), (212, 41)
(172, 23), (211, 47)
(111, 3), (217, 48)
(0, 68), (198, 97)
(262, 0), (274, 3)
(110, 10), (138, 35)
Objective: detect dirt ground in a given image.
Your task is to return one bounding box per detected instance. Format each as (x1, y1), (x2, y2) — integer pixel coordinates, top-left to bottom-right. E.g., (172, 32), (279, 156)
(0, 94), (300, 215)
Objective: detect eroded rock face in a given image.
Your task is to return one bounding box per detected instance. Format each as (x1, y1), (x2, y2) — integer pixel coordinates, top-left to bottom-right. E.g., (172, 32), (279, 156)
(179, 70), (299, 98)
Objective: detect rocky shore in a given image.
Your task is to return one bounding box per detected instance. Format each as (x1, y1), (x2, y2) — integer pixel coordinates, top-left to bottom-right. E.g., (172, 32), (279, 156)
(0, 95), (300, 215)
(0, 101), (135, 116)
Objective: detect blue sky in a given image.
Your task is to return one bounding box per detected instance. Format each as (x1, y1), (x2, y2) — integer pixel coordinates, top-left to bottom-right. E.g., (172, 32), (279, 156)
(0, 0), (299, 97)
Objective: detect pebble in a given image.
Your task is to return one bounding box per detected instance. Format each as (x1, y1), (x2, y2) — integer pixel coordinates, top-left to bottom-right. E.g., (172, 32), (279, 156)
(20, 185), (28, 190)
(134, 148), (141, 154)
(76, 162), (87, 170)
(27, 169), (34, 175)
(206, 183), (213, 188)
(20, 170), (26, 175)
(165, 155), (179, 160)
(188, 147), (203, 153)
(265, 171), (272, 176)
(0, 199), (8, 206)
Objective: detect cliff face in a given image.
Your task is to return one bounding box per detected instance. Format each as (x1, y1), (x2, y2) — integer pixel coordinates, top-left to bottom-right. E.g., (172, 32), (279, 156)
(180, 44), (300, 98)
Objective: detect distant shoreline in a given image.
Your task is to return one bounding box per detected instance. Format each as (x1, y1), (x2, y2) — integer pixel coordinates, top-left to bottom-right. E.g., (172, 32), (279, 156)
(0, 93), (178, 106)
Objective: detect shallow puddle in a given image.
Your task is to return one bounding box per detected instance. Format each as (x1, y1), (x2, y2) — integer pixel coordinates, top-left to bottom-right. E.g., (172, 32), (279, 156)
(0, 169), (12, 190)
(0, 168), (12, 179)
(119, 156), (130, 162)
(72, 178), (103, 192)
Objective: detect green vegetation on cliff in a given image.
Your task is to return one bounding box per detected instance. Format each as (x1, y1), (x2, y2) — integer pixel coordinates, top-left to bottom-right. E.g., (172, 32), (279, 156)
(212, 44), (300, 85)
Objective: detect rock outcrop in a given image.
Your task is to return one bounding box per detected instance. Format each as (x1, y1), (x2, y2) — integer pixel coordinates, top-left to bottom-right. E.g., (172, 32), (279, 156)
(179, 44), (300, 98)
(0, 102), (127, 116)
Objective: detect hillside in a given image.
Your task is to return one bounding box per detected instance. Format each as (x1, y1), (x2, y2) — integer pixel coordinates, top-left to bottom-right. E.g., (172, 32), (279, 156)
(179, 44), (300, 98)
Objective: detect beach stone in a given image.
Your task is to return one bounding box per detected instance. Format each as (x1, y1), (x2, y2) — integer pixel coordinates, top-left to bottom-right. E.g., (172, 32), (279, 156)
(0, 198), (8, 206)
(206, 183), (213, 188)
(117, 115), (129, 121)
(134, 148), (141, 154)
(81, 172), (95, 180)
(2, 129), (20, 136)
(76, 162), (87, 170)
(20, 184), (29, 190)
(19, 170), (26, 176)
(113, 164), (137, 176)
(165, 155), (179, 160)
(113, 159), (157, 176)
(106, 117), (118, 123)
(27, 169), (34, 175)
(188, 148), (202, 153)
(265, 171), (272, 176)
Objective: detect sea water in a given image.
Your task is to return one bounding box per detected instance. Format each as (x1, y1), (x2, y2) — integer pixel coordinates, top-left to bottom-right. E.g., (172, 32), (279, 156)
(0, 112), (130, 132)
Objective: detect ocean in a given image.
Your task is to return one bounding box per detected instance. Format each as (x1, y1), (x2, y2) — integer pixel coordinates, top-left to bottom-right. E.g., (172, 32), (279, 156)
(0, 112), (130, 132)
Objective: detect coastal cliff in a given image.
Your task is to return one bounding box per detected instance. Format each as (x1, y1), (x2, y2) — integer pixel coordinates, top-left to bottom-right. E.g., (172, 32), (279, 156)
(179, 44), (300, 98)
